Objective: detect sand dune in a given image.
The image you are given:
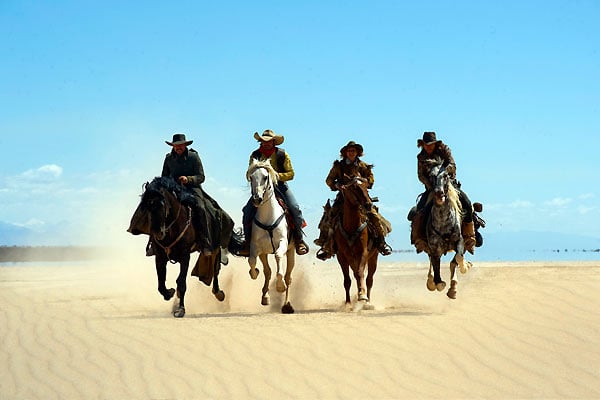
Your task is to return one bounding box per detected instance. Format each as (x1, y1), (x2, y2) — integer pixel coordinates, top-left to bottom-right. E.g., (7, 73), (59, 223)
(1, 254), (599, 399)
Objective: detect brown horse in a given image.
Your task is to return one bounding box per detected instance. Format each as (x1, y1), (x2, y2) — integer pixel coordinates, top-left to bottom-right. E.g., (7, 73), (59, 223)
(334, 176), (379, 311)
(127, 177), (232, 318)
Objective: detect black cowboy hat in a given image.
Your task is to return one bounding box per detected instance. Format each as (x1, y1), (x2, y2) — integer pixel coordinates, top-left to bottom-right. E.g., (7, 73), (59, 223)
(166, 133), (193, 146)
(340, 140), (364, 157)
(254, 129), (284, 145)
(417, 131), (440, 147)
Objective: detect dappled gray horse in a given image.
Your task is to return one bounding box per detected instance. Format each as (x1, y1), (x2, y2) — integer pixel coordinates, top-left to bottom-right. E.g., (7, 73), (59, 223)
(424, 159), (471, 299)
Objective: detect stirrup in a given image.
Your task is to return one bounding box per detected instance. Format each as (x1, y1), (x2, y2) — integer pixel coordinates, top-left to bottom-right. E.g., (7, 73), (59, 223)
(146, 242), (155, 257)
(295, 241), (309, 255)
(316, 248), (330, 260)
(379, 243), (393, 256)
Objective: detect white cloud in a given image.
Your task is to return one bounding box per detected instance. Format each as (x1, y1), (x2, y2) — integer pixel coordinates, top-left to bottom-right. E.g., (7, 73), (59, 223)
(543, 197), (572, 207)
(508, 200), (533, 209)
(20, 164), (63, 181)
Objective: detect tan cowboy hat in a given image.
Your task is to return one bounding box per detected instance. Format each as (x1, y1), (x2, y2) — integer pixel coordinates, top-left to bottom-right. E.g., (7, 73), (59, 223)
(166, 133), (193, 146)
(340, 140), (364, 157)
(254, 129), (284, 145)
(417, 131), (440, 147)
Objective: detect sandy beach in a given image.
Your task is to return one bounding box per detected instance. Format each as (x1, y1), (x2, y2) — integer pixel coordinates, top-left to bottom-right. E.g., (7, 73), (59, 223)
(1, 253), (599, 399)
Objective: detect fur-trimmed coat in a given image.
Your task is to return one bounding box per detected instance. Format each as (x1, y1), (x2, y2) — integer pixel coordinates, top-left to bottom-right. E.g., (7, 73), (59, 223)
(417, 142), (456, 190)
(325, 158), (374, 191)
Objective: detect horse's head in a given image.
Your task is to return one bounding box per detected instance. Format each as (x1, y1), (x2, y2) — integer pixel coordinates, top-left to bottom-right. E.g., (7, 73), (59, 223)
(427, 159), (451, 206)
(340, 174), (372, 209)
(247, 160), (278, 207)
(127, 177), (175, 239)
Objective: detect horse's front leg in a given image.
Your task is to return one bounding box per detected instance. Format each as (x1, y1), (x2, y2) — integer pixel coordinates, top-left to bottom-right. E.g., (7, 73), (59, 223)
(248, 253), (260, 280)
(155, 255), (175, 301)
(212, 251), (225, 302)
(280, 249), (295, 314)
(174, 254), (190, 318)
(356, 252), (369, 302)
(429, 254), (445, 292)
(274, 249), (287, 294)
(448, 256), (458, 299)
(259, 254), (271, 306)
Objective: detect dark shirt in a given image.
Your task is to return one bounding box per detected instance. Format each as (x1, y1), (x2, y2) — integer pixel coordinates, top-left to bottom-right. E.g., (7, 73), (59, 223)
(161, 148), (205, 188)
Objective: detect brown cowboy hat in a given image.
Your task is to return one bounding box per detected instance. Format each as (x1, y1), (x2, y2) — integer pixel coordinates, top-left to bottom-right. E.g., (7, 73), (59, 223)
(166, 133), (193, 146)
(340, 140), (364, 157)
(254, 129), (284, 145)
(417, 131), (440, 147)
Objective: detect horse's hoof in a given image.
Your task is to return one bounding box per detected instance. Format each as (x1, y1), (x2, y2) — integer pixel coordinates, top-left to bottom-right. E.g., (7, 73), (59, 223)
(426, 276), (436, 291)
(447, 281), (457, 299)
(162, 288), (176, 301)
(249, 269), (259, 280)
(460, 261), (472, 274)
(276, 274), (286, 293)
(282, 302), (295, 314)
(436, 281), (446, 291)
(173, 306), (185, 318)
(358, 293), (368, 302)
(261, 295), (270, 306)
(213, 290), (225, 302)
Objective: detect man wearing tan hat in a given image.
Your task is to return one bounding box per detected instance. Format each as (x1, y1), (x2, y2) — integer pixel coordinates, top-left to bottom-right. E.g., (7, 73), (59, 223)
(409, 131), (477, 254)
(237, 129), (309, 256)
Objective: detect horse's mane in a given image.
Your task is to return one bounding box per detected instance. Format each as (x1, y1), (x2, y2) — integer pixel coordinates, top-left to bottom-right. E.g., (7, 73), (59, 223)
(143, 176), (196, 207)
(246, 160), (279, 183)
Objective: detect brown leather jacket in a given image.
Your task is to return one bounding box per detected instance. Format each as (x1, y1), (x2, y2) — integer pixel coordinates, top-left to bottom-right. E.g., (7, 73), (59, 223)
(326, 158), (374, 191)
(417, 142), (456, 190)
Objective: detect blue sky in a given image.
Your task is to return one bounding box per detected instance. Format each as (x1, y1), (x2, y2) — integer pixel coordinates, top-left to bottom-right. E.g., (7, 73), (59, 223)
(1, 1), (599, 251)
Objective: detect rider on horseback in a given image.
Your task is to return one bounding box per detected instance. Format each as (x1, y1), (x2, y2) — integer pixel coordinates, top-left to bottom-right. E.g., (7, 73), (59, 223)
(409, 131), (478, 254)
(156, 133), (233, 257)
(237, 130), (310, 257)
(315, 140), (393, 260)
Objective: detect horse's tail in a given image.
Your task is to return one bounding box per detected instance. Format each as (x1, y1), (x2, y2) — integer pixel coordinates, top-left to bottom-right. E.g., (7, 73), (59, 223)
(227, 228), (245, 255)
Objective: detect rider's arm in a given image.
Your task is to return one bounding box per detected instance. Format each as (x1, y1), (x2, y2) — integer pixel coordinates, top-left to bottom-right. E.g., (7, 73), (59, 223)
(438, 143), (457, 179)
(325, 161), (341, 191)
(185, 150), (206, 187)
(276, 151), (295, 182)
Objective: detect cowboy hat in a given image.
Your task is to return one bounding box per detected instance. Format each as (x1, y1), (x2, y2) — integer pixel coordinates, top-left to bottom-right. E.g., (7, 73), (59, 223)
(253, 129), (284, 145)
(166, 133), (193, 146)
(340, 140), (364, 157)
(417, 131), (440, 147)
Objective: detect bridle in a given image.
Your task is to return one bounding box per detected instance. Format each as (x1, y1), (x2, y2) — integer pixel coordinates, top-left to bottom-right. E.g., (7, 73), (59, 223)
(149, 189), (193, 262)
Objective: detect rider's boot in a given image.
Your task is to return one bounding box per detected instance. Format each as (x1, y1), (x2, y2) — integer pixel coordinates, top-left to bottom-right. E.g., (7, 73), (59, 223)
(236, 223), (252, 257)
(193, 212), (213, 256)
(314, 225), (329, 247)
(462, 221), (476, 254)
(411, 211), (429, 253)
(371, 215), (392, 256)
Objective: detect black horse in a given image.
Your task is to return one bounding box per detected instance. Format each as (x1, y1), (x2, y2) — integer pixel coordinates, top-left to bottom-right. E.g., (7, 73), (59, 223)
(128, 177), (241, 317)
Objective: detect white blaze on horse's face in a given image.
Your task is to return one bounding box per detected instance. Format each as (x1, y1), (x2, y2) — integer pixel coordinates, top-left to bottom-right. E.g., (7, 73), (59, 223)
(435, 172), (448, 205)
(251, 167), (271, 207)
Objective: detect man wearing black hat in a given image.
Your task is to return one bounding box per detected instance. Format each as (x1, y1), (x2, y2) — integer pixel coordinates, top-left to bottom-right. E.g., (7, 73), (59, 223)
(410, 131), (476, 254)
(314, 140), (393, 260)
(160, 133), (233, 255)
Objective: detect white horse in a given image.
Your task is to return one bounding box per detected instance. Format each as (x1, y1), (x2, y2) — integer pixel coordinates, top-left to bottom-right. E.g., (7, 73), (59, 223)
(246, 160), (295, 314)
